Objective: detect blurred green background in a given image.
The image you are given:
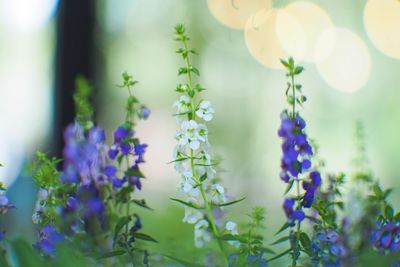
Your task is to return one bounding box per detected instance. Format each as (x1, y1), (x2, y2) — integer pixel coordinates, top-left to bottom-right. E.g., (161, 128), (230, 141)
(1, 0), (400, 265)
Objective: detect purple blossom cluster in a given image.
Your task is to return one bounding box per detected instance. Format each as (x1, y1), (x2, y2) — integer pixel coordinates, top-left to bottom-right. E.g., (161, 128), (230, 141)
(62, 123), (108, 230)
(310, 230), (348, 267)
(278, 111), (313, 183)
(106, 124), (148, 191)
(0, 190), (14, 242)
(62, 122), (108, 187)
(283, 198), (305, 225)
(278, 111), (321, 223)
(36, 225), (63, 255)
(371, 221), (400, 253)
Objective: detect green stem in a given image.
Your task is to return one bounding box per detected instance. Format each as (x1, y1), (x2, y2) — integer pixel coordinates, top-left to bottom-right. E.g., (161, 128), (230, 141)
(123, 154), (135, 266)
(291, 72), (300, 267)
(125, 202), (135, 267)
(291, 74), (296, 117)
(181, 35), (228, 264)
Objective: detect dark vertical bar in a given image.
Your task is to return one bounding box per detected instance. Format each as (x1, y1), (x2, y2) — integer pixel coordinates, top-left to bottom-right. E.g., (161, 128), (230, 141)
(54, 0), (96, 157)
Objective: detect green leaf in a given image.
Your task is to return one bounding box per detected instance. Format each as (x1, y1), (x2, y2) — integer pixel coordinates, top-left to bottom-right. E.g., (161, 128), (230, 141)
(305, 215), (321, 224)
(178, 67), (188, 75)
(97, 250), (126, 259)
(12, 239), (49, 267)
(268, 248), (292, 262)
(385, 205), (394, 220)
(275, 222), (291, 235)
(131, 199), (153, 210)
(261, 247), (276, 254)
(213, 196), (246, 207)
(113, 216), (130, 246)
(125, 168), (145, 178)
(299, 232), (311, 249)
(270, 236), (289, 245)
(218, 234), (242, 241)
(394, 211), (400, 221)
(170, 198), (204, 209)
(200, 173), (207, 182)
(131, 232), (158, 243)
(167, 157), (189, 164)
(280, 59), (289, 67)
(284, 179), (294, 195)
(162, 254), (203, 267)
(190, 67), (200, 76)
(0, 250), (11, 267)
(293, 66), (304, 75)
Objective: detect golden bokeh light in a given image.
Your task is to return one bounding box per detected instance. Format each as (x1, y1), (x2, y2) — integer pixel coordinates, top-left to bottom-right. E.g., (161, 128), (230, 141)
(244, 8), (304, 69)
(280, 1), (334, 62)
(208, 0), (272, 30)
(276, 9), (306, 62)
(316, 28), (371, 93)
(364, 0), (400, 59)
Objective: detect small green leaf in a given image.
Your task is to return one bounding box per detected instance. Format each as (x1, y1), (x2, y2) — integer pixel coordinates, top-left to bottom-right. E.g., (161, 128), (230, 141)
(97, 250), (126, 259)
(131, 232), (158, 243)
(261, 247), (276, 254)
(275, 222), (291, 235)
(190, 67), (200, 76)
(125, 168), (145, 178)
(167, 157), (189, 164)
(293, 66), (304, 75)
(213, 196), (246, 207)
(218, 234), (241, 241)
(200, 173), (207, 182)
(178, 67), (188, 75)
(270, 236), (289, 245)
(113, 216), (130, 246)
(284, 179), (294, 195)
(385, 205), (394, 220)
(162, 254), (203, 267)
(280, 59), (289, 67)
(131, 199), (153, 210)
(268, 248), (292, 262)
(299, 232), (311, 249)
(0, 249), (11, 267)
(170, 198), (204, 209)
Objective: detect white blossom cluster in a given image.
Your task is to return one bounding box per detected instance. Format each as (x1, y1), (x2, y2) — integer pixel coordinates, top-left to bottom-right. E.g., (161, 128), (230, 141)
(173, 97), (237, 248)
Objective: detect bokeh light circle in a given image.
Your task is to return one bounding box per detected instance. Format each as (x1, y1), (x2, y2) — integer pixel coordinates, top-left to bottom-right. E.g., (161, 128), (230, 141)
(276, 9), (306, 63)
(208, 0), (272, 30)
(280, 1), (334, 62)
(315, 28), (371, 93)
(245, 8), (304, 69)
(0, 0), (59, 32)
(364, 0), (400, 59)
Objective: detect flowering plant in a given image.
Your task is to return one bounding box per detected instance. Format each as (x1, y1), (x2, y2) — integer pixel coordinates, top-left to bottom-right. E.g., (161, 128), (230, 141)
(1, 24), (400, 267)
(30, 73), (154, 266)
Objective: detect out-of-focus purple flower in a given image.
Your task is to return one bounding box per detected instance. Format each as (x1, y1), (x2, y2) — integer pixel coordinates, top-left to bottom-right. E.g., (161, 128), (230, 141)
(65, 196), (79, 213)
(371, 221), (400, 253)
(104, 164), (117, 177)
(128, 176), (142, 190)
(0, 194), (15, 215)
(302, 171), (322, 208)
(283, 198), (305, 225)
(62, 122), (108, 187)
(130, 215), (142, 233)
(278, 112), (313, 183)
(139, 106), (151, 120)
(112, 177), (126, 189)
(248, 252), (268, 267)
(36, 224), (63, 255)
(86, 198), (104, 214)
(108, 145), (119, 160)
(108, 126), (134, 159)
(134, 143), (148, 163)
